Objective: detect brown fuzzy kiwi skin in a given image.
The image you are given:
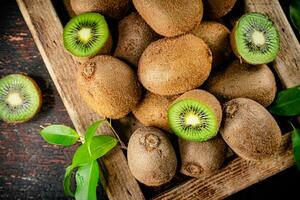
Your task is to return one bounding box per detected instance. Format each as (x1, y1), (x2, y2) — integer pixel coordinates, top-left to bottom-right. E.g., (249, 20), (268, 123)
(132, 91), (178, 132)
(192, 21), (231, 68)
(206, 60), (277, 107)
(204, 0), (237, 19)
(220, 98), (282, 161)
(114, 12), (158, 67)
(70, 0), (130, 19)
(138, 34), (212, 96)
(2, 74), (42, 124)
(76, 55), (142, 119)
(173, 89), (222, 129)
(179, 136), (227, 177)
(132, 0), (203, 37)
(127, 127), (177, 186)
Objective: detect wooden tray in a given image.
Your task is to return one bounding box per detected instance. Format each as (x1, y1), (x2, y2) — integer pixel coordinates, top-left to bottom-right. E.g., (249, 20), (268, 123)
(16, 0), (300, 199)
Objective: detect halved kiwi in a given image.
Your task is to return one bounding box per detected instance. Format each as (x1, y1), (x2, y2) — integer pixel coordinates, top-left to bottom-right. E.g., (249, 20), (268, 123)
(230, 12), (280, 64)
(0, 74), (42, 123)
(63, 12), (109, 57)
(168, 90), (222, 142)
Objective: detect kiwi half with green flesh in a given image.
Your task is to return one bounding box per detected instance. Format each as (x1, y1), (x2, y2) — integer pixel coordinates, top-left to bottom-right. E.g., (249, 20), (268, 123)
(70, 0), (130, 19)
(0, 74), (42, 123)
(168, 90), (222, 142)
(179, 136), (227, 177)
(207, 60), (276, 107)
(138, 34), (212, 96)
(230, 12), (280, 65)
(76, 55), (142, 119)
(114, 12), (158, 67)
(132, 91), (177, 132)
(127, 127), (177, 186)
(204, 0), (237, 19)
(133, 0), (203, 37)
(192, 21), (231, 67)
(221, 98), (281, 160)
(63, 12), (110, 58)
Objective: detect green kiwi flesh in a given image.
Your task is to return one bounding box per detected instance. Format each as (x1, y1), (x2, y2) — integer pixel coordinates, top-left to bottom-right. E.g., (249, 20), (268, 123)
(63, 13), (109, 57)
(168, 99), (218, 142)
(0, 74), (42, 123)
(231, 12), (280, 64)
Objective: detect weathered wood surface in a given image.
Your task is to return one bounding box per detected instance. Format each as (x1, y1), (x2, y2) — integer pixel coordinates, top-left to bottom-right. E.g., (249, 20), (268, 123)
(15, 0), (144, 200)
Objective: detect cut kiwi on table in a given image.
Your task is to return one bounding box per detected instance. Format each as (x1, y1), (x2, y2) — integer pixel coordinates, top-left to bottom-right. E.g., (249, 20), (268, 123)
(0, 74), (42, 123)
(231, 12), (280, 64)
(168, 90), (222, 142)
(63, 12), (110, 58)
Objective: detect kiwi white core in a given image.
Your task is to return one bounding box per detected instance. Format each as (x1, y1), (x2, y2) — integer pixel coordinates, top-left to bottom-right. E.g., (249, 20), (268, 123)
(6, 92), (23, 106)
(78, 27), (92, 43)
(252, 30), (265, 46)
(185, 112), (201, 127)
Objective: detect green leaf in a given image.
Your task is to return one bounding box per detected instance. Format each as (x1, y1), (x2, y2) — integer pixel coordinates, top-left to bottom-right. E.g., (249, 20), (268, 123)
(269, 85), (300, 116)
(84, 120), (107, 144)
(75, 160), (99, 200)
(72, 135), (118, 167)
(40, 125), (79, 146)
(63, 164), (76, 197)
(290, 0), (300, 32)
(292, 126), (300, 171)
(292, 128), (300, 169)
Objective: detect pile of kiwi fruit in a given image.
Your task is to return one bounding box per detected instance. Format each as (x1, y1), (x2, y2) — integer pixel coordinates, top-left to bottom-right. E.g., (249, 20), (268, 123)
(60, 0), (284, 186)
(1, 0), (284, 189)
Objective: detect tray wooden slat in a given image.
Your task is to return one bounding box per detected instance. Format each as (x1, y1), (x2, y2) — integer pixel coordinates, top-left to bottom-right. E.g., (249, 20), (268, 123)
(16, 0), (144, 199)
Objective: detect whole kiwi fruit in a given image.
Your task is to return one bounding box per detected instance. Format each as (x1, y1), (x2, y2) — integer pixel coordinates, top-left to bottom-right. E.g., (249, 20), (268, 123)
(179, 136), (227, 177)
(127, 127), (177, 186)
(221, 98), (282, 161)
(192, 21), (231, 67)
(204, 0), (237, 19)
(206, 60), (277, 107)
(70, 0), (130, 19)
(132, 0), (203, 37)
(76, 55), (142, 119)
(168, 89), (222, 142)
(132, 91), (177, 132)
(114, 12), (158, 67)
(138, 34), (212, 96)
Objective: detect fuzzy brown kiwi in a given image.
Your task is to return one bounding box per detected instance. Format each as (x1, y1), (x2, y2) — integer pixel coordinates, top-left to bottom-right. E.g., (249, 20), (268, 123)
(168, 89), (222, 142)
(76, 55), (142, 119)
(206, 60), (277, 107)
(114, 12), (158, 67)
(132, 91), (177, 132)
(127, 127), (177, 186)
(179, 136), (227, 177)
(204, 0), (237, 19)
(221, 98), (282, 161)
(132, 0), (203, 37)
(70, 0), (130, 19)
(138, 34), (212, 96)
(192, 21), (231, 68)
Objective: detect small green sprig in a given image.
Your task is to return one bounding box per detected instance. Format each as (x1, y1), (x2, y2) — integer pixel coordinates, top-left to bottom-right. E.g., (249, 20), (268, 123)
(269, 85), (300, 171)
(290, 0), (300, 32)
(39, 120), (118, 200)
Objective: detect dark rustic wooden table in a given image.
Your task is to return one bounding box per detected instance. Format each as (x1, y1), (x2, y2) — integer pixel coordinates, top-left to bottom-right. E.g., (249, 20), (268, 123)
(0, 0), (299, 199)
